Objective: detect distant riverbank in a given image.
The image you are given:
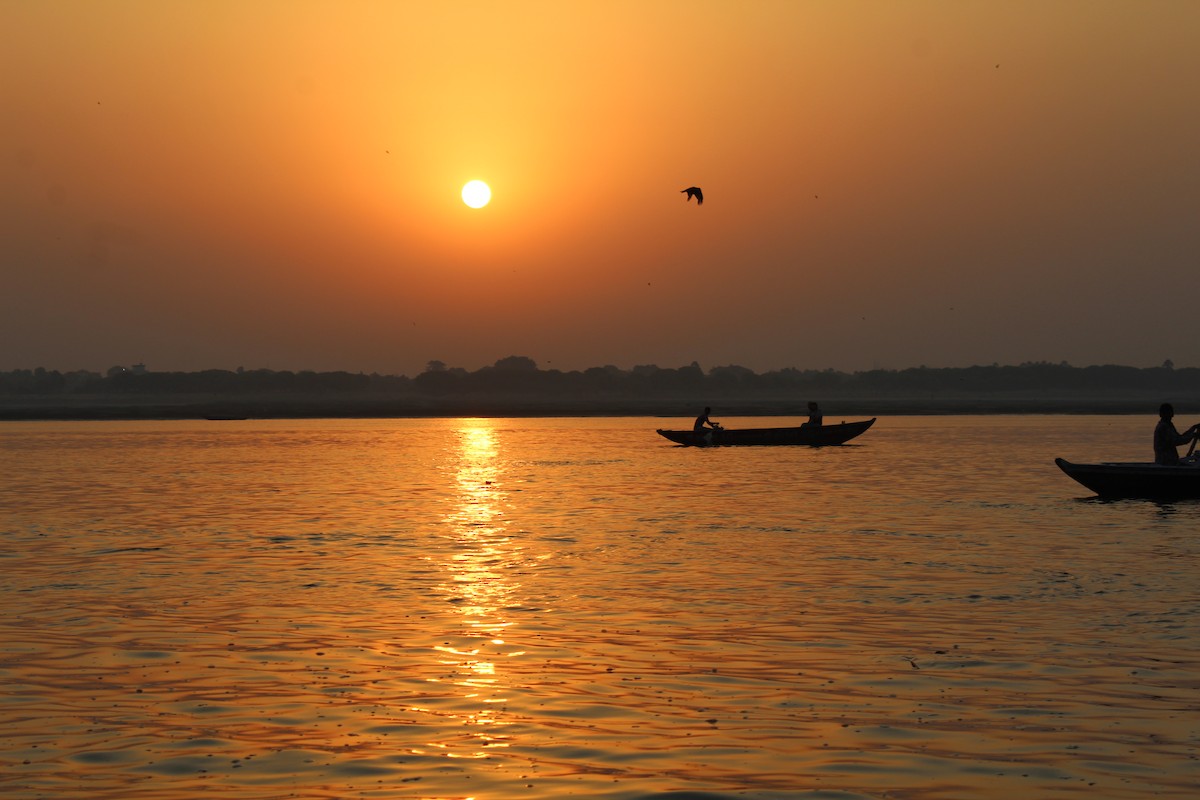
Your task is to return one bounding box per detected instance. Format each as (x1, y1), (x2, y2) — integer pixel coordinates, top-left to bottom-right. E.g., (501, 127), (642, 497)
(0, 391), (1175, 420)
(4, 361), (1195, 420)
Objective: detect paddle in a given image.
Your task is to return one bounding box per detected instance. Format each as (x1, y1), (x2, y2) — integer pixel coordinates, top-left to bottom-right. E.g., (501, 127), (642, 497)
(1187, 428), (1199, 460)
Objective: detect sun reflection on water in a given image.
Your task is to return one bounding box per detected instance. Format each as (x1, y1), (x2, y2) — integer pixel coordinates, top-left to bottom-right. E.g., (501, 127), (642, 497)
(428, 419), (527, 756)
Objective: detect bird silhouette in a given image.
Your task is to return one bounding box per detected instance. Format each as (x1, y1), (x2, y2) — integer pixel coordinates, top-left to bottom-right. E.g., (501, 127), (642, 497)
(681, 186), (703, 205)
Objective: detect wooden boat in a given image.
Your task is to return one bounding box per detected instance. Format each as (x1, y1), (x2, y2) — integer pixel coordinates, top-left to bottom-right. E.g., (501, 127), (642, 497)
(657, 418), (875, 447)
(1054, 457), (1200, 500)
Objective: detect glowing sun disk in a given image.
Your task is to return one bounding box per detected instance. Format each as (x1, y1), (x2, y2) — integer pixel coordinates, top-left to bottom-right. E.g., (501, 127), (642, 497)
(462, 180), (491, 208)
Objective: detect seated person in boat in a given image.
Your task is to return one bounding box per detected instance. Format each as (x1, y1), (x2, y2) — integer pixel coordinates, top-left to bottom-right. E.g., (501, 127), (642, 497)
(694, 407), (718, 433)
(1153, 403), (1199, 465)
(801, 401), (823, 427)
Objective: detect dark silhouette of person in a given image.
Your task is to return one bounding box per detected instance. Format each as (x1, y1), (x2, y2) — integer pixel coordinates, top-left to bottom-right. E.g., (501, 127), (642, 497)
(681, 187), (703, 205)
(694, 406), (717, 432)
(803, 401), (823, 427)
(1153, 403), (1199, 465)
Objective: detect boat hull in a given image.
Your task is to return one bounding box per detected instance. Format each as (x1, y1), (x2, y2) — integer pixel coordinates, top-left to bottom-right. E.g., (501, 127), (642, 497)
(1055, 457), (1200, 499)
(657, 418), (875, 447)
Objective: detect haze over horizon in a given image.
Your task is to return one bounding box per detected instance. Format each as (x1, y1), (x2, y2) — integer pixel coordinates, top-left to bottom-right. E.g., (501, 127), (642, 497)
(5, 2), (1199, 377)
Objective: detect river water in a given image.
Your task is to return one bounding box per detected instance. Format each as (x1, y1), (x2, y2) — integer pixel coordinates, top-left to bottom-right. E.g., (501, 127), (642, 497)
(0, 415), (1197, 799)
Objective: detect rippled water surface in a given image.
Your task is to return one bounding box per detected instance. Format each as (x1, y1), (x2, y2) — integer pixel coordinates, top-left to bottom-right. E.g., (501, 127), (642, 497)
(1, 415), (1197, 799)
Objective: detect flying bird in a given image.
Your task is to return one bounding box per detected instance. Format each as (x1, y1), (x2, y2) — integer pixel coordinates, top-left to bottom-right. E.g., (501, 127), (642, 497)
(681, 186), (703, 205)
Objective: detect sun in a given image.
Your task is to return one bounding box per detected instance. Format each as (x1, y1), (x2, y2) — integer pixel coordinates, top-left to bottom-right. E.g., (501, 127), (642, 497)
(461, 180), (491, 209)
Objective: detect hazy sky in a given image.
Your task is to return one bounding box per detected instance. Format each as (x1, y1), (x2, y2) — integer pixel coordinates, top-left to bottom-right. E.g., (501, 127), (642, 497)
(5, 1), (1199, 376)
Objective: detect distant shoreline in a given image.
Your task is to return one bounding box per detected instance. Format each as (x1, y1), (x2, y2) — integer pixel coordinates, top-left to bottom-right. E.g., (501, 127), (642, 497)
(5, 361), (1194, 420)
(0, 393), (1169, 421)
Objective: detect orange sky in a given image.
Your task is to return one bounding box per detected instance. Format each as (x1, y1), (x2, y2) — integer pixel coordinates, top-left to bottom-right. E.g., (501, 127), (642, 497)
(4, 1), (1200, 375)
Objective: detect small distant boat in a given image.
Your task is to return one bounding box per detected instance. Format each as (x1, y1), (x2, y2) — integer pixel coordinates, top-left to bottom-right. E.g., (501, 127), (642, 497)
(1054, 457), (1200, 500)
(657, 418), (875, 447)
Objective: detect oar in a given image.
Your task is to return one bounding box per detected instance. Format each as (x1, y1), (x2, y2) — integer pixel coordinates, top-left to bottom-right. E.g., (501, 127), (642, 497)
(1187, 428), (1199, 459)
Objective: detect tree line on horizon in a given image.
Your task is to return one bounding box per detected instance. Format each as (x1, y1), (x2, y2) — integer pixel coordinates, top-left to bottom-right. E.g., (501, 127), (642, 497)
(1, 356), (1197, 399)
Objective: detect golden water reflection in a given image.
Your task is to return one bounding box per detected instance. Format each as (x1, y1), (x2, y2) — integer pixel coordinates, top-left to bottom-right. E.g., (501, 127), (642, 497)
(428, 419), (528, 758)
(5, 418), (1200, 798)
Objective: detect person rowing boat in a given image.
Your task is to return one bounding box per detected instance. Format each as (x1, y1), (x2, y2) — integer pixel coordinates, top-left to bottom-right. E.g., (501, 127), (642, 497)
(1153, 403), (1200, 465)
(694, 406), (721, 433)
